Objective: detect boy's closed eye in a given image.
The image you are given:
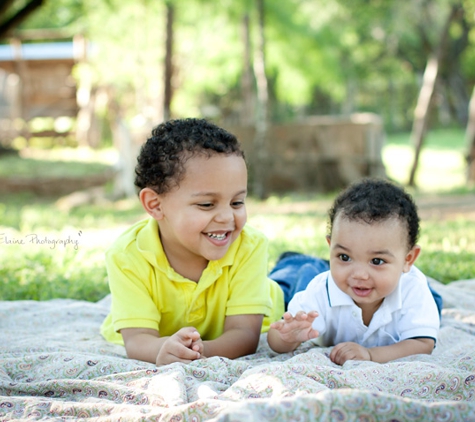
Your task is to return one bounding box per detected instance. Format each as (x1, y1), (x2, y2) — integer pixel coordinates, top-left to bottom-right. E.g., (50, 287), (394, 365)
(197, 203), (214, 209)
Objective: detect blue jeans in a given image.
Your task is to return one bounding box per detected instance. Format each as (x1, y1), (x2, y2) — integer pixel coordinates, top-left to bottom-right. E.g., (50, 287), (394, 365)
(269, 252), (443, 317)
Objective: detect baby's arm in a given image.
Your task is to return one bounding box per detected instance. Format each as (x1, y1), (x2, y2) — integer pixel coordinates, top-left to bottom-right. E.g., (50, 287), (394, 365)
(267, 310), (319, 353)
(330, 338), (435, 365)
(200, 314), (263, 359)
(121, 327), (203, 366)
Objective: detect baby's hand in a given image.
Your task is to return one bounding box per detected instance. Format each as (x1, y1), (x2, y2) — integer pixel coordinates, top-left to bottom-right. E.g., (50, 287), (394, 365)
(156, 327), (202, 366)
(270, 310), (319, 344)
(330, 342), (371, 365)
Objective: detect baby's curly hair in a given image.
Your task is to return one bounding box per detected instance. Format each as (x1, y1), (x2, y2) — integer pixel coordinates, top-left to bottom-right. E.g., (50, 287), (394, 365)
(135, 118), (245, 194)
(328, 178), (420, 249)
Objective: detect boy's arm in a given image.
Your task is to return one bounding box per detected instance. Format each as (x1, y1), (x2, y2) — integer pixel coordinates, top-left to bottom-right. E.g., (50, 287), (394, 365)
(201, 314), (263, 358)
(121, 327), (202, 365)
(330, 338), (435, 365)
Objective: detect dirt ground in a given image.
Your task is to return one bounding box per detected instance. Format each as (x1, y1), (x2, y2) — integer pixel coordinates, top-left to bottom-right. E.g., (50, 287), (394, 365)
(248, 192), (475, 222)
(415, 194), (475, 221)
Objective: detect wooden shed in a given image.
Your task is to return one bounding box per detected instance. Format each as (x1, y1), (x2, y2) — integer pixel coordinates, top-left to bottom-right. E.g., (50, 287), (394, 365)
(0, 35), (86, 141)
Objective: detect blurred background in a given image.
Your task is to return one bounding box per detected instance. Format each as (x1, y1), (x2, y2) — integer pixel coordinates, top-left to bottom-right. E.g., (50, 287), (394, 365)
(0, 0), (475, 300)
(0, 0), (475, 195)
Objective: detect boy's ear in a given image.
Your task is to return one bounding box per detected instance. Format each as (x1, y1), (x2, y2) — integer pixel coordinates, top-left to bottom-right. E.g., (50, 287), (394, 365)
(403, 245), (421, 272)
(326, 235), (331, 246)
(139, 188), (165, 220)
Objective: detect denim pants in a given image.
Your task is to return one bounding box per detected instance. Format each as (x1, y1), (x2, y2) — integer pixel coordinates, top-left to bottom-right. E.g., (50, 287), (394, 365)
(268, 252), (443, 317)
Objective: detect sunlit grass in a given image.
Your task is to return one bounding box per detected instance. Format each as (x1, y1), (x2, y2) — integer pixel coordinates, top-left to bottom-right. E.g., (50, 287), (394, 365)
(383, 128), (467, 192)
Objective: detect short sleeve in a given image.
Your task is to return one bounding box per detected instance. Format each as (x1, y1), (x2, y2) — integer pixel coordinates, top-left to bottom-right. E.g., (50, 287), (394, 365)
(105, 248), (161, 333)
(398, 273), (440, 342)
(225, 228), (275, 317)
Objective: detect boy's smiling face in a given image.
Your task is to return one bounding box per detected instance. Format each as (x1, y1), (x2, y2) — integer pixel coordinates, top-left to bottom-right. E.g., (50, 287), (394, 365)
(327, 214), (420, 317)
(146, 153), (248, 279)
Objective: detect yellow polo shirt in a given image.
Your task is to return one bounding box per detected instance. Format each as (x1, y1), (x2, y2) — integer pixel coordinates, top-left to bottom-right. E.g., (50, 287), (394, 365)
(101, 218), (284, 345)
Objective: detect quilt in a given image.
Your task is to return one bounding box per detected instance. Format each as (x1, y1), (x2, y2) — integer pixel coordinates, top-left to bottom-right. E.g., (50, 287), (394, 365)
(1, 278), (475, 421)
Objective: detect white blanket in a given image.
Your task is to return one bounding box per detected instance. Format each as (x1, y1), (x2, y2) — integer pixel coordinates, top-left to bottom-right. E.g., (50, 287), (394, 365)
(1, 278), (475, 421)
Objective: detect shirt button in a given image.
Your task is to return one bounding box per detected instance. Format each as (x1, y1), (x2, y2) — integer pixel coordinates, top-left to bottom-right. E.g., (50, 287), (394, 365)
(352, 311), (358, 318)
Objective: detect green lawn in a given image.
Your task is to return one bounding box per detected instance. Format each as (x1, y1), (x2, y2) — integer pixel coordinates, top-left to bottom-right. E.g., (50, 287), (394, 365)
(0, 127), (474, 301)
(383, 128), (468, 191)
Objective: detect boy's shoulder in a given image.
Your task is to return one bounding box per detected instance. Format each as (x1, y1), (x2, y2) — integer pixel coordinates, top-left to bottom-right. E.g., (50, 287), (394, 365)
(400, 265), (427, 285)
(241, 224), (266, 240)
(107, 218), (157, 254)
(399, 266), (432, 300)
(219, 225), (268, 267)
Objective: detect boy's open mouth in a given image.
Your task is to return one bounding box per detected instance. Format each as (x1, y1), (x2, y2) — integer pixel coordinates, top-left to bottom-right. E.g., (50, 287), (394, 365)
(207, 232), (228, 241)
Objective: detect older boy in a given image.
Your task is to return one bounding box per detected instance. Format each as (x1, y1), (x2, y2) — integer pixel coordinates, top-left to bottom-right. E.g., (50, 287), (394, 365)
(101, 118), (284, 365)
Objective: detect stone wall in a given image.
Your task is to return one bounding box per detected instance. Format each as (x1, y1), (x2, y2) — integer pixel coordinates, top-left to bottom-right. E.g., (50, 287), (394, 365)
(224, 113), (387, 194)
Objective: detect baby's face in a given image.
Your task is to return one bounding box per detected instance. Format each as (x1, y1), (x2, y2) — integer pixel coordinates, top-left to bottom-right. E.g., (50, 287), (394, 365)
(327, 215), (419, 315)
(155, 153), (248, 271)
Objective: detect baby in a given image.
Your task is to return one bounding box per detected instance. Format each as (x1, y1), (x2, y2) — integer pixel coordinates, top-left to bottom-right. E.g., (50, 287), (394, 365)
(268, 178), (440, 365)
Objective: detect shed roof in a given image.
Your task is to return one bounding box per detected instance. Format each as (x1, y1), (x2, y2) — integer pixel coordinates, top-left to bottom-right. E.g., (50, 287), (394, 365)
(0, 42), (75, 61)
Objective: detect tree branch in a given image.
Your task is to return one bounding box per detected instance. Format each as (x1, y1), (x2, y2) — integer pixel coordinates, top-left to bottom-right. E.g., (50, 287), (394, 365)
(0, 0), (44, 40)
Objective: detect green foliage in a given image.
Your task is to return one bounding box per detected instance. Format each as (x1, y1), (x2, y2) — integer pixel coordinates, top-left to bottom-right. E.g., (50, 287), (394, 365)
(12, 0), (474, 131)
(19, 0), (86, 32)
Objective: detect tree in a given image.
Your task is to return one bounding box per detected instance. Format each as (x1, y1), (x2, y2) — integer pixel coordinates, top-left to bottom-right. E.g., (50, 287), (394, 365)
(163, 1), (174, 121)
(252, 0), (269, 199)
(408, 3), (461, 187)
(467, 86), (475, 183)
(0, 0), (45, 39)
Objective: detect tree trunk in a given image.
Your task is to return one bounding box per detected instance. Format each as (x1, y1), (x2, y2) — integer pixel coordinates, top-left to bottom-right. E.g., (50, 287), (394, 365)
(107, 88), (137, 198)
(407, 57), (439, 187)
(163, 2), (174, 122)
(407, 4), (460, 187)
(240, 13), (254, 126)
(252, 0), (269, 199)
(466, 86), (475, 183)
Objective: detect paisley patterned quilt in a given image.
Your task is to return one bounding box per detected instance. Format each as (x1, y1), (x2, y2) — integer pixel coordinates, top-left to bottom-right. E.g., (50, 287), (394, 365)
(1, 278), (475, 421)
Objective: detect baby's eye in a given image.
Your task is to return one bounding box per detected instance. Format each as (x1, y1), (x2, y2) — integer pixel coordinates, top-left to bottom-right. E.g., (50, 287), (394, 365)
(371, 258), (385, 266)
(198, 203), (214, 209)
(338, 254), (350, 262)
(232, 200), (245, 208)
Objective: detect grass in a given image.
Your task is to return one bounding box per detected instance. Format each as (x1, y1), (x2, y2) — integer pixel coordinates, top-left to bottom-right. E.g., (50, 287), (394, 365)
(383, 127), (468, 191)
(0, 127), (474, 301)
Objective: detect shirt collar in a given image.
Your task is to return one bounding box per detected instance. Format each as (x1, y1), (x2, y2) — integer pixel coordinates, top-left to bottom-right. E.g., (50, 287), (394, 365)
(135, 217), (241, 281)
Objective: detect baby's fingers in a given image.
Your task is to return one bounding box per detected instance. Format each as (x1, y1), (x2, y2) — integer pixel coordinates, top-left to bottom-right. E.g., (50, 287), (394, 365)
(270, 320), (285, 330)
(307, 328), (319, 340)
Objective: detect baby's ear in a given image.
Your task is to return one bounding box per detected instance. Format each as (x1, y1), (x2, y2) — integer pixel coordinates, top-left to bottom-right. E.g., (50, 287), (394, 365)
(326, 235), (331, 246)
(403, 245), (421, 272)
(139, 188), (164, 220)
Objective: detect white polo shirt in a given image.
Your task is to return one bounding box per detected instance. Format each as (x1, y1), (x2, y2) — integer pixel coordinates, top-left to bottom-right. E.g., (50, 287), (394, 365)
(288, 266), (440, 348)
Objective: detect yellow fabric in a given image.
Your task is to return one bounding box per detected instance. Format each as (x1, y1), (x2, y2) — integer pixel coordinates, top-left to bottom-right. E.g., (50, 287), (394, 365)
(101, 218), (284, 345)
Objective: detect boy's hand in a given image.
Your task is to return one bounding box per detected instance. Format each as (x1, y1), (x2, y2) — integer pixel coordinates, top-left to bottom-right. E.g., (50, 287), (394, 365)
(156, 327), (202, 366)
(270, 310), (319, 344)
(329, 342), (371, 365)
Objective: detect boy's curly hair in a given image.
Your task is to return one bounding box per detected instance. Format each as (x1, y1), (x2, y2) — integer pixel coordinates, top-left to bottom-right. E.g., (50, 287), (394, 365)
(135, 118), (245, 194)
(328, 178), (420, 249)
